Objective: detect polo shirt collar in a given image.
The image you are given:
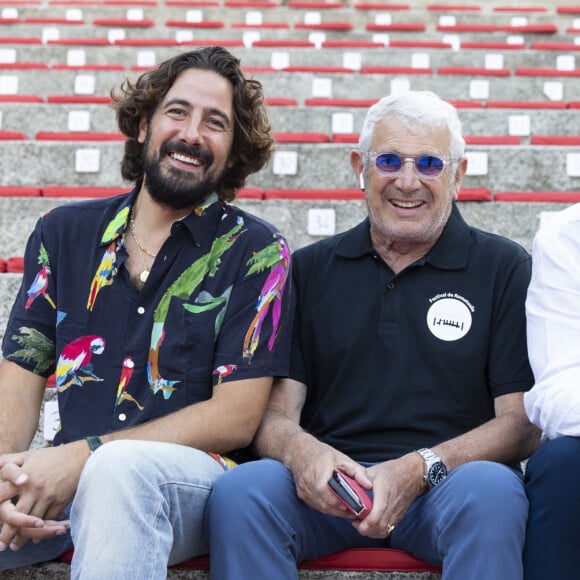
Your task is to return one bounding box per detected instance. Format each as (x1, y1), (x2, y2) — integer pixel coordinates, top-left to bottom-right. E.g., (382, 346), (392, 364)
(336, 203), (470, 271)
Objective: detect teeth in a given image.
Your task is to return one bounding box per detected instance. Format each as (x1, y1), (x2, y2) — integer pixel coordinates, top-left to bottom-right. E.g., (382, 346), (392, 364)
(171, 153), (202, 166)
(393, 199), (422, 208)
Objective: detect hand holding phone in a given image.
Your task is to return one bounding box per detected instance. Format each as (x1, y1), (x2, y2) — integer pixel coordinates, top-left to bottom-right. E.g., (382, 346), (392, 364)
(328, 471), (373, 519)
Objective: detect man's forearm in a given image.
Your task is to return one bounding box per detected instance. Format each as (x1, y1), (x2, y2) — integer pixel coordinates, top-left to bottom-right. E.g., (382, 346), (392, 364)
(433, 412), (541, 473)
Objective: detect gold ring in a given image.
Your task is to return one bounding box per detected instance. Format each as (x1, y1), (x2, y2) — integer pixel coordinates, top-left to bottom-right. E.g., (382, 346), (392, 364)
(386, 524), (395, 535)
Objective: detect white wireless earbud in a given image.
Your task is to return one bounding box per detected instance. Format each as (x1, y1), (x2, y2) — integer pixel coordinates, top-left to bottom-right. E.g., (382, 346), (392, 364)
(359, 174), (365, 190)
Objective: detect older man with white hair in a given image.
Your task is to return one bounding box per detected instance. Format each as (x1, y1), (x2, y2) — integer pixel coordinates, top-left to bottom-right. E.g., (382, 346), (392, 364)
(207, 90), (541, 580)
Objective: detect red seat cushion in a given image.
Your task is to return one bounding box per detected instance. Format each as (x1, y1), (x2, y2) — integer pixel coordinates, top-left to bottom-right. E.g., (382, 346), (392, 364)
(464, 135), (520, 145)
(485, 100), (567, 109)
(458, 188), (492, 201)
(42, 186), (127, 198)
(264, 189), (364, 200)
(59, 547), (440, 572)
(530, 136), (580, 146)
(0, 186), (41, 197)
(274, 132), (330, 143)
(438, 66), (510, 77)
(6, 256), (24, 273)
(494, 191), (580, 203)
(47, 95), (112, 104)
(0, 130), (28, 140)
(35, 131), (125, 141)
(237, 187), (264, 200)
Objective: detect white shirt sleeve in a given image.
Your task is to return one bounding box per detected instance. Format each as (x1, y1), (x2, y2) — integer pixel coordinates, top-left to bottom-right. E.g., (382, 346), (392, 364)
(524, 203), (580, 440)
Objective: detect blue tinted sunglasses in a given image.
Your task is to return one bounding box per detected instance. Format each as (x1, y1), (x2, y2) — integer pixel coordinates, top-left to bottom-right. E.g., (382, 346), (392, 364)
(366, 151), (457, 180)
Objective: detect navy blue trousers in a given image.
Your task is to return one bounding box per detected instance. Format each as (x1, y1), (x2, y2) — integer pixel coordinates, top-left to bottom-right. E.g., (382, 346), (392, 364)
(206, 458), (527, 580)
(524, 436), (580, 580)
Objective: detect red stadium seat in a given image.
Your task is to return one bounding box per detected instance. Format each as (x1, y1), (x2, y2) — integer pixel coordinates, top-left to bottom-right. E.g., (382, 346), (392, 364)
(0, 186), (41, 197)
(35, 131), (126, 141)
(494, 192), (580, 202)
(530, 136), (580, 146)
(264, 188), (364, 200)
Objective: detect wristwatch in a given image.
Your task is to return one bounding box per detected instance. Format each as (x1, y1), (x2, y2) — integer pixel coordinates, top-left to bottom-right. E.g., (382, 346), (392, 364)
(416, 448), (447, 489)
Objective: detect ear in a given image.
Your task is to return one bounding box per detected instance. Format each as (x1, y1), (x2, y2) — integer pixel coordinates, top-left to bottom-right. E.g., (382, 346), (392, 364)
(451, 157), (468, 200)
(137, 116), (148, 144)
(350, 150), (365, 191)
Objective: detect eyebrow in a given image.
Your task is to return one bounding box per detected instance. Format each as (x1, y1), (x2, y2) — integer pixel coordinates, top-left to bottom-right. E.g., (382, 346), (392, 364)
(163, 98), (232, 129)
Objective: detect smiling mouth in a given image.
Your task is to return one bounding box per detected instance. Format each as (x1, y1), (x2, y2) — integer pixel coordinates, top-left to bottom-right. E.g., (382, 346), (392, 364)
(391, 199), (424, 209)
(169, 152), (204, 167)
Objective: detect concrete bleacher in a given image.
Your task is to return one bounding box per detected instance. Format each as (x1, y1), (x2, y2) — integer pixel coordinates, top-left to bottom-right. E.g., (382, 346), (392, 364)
(0, 0), (579, 577)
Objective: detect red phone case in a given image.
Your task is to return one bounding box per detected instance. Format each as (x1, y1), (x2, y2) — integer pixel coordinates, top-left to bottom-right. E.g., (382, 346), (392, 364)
(328, 471), (373, 518)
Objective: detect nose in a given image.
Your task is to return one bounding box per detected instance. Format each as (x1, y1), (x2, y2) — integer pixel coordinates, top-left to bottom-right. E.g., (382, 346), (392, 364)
(396, 158), (421, 189)
(181, 115), (204, 145)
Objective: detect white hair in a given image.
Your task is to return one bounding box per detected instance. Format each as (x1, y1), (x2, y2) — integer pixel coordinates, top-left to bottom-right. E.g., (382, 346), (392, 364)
(358, 91), (465, 160)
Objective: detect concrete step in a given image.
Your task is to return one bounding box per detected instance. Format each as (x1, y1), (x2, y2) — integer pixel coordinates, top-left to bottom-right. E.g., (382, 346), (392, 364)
(0, 562), (441, 579)
(0, 140), (578, 192)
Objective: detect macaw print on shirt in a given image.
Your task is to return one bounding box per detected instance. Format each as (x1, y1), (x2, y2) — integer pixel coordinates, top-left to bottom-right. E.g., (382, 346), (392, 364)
(115, 356), (143, 411)
(56, 335), (105, 393)
(148, 216), (246, 399)
(86, 206), (129, 311)
(243, 235), (290, 362)
(25, 243), (55, 311)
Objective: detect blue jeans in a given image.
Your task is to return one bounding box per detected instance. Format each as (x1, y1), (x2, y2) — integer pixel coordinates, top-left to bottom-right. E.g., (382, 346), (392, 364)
(524, 436), (580, 580)
(1, 440), (225, 578)
(206, 458), (527, 580)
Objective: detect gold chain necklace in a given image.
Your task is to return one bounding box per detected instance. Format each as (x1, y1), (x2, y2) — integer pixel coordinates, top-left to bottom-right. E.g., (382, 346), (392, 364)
(128, 216), (157, 283)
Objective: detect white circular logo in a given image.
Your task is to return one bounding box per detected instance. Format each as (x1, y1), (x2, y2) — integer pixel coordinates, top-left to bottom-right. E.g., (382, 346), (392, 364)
(426, 298), (472, 341)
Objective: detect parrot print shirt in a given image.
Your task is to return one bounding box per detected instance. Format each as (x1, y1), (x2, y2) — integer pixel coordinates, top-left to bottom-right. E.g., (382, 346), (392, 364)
(3, 191), (293, 459)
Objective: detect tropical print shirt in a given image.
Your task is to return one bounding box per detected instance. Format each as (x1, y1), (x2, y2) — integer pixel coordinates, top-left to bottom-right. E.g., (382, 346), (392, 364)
(3, 190), (292, 466)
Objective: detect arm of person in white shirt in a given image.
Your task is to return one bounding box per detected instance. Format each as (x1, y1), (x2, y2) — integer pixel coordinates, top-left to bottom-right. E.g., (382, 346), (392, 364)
(524, 208), (580, 440)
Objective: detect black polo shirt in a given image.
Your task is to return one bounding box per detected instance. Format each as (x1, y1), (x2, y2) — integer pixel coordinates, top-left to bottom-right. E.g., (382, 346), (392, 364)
(291, 204), (533, 463)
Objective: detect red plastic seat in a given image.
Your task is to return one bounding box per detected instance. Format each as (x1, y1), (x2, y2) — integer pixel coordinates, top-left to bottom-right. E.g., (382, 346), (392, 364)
(274, 132), (331, 143)
(438, 66), (510, 77)
(458, 188), (492, 201)
(530, 136), (580, 146)
(58, 547), (440, 572)
(494, 191), (580, 203)
(0, 95), (44, 102)
(305, 98), (379, 107)
(42, 186), (128, 198)
(0, 186), (41, 197)
(264, 188), (364, 200)
(485, 100), (567, 109)
(36, 131), (125, 141)
(366, 22), (426, 31)
(6, 256), (24, 273)
(47, 95), (112, 104)
(464, 136), (521, 145)
(516, 68), (580, 77)
(0, 130), (28, 140)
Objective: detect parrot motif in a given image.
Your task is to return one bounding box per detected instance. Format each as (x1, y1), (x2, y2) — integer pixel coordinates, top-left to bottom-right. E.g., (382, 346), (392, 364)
(115, 356), (143, 410)
(56, 335), (105, 393)
(212, 364), (238, 384)
(147, 216), (245, 399)
(243, 235), (290, 362)
(85, 206), (129, 311)
(25, 244), (56, 311)
(87, 240), (119, 311)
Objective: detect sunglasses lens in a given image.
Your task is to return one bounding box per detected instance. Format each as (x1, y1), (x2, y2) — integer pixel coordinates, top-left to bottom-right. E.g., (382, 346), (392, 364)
(375, 153), (402, 173)
(416, 155), (444, 176)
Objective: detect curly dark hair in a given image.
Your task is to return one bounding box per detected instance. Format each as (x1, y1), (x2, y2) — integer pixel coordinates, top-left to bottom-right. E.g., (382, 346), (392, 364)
(111, 46), (274, 202)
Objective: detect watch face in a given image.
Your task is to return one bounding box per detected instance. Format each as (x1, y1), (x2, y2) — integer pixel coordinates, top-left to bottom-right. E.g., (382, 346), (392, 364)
(428, 462), (447, 485)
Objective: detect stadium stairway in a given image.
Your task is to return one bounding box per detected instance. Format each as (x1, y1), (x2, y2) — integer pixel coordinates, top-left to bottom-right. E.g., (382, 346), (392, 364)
(0, 0), (579, 577)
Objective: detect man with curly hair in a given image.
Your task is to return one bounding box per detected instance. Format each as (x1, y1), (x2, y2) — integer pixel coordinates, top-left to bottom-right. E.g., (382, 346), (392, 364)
(0, 46), (293, 578)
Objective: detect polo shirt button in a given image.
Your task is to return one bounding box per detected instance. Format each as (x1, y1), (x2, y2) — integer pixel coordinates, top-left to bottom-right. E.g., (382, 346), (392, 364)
(118, 413), (127, 422)
(137, 306), (145, 314)
(387, 282), (395, 290)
